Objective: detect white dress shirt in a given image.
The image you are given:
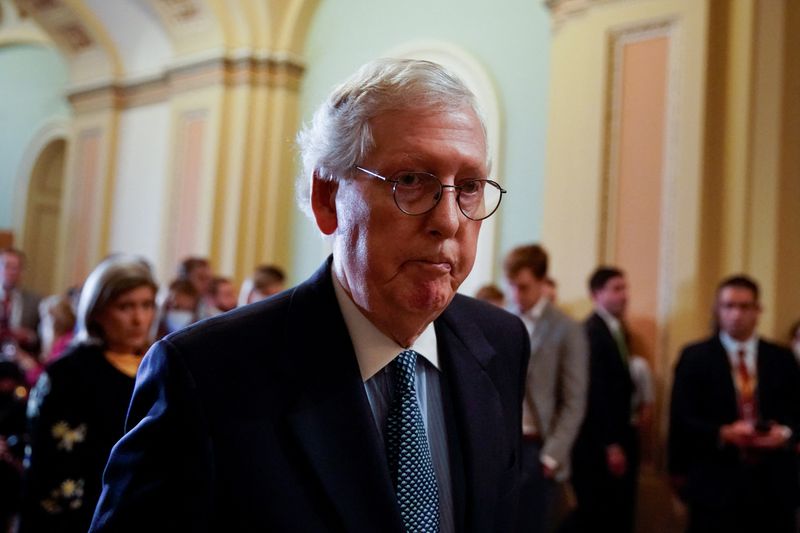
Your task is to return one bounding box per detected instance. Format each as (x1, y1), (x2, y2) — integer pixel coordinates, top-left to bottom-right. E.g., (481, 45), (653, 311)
(332, 276), (454, 533)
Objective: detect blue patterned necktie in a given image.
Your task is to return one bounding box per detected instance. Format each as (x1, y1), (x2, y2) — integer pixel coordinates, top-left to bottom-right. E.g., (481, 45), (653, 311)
(384, 350), (440, 532)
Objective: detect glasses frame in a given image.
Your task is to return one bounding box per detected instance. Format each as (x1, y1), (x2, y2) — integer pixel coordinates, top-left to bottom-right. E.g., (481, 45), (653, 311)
(354, 166), (507, 221)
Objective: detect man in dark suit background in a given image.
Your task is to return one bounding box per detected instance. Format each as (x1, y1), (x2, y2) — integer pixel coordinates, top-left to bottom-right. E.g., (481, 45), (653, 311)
(89, 58), (529, 533)
(569, 266), (636, 533)
(669, 275), (800, 533)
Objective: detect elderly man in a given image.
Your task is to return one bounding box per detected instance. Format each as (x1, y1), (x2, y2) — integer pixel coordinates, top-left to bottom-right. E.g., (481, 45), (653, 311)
(669, 275), (800, 533)
(89, 59), (528, 533)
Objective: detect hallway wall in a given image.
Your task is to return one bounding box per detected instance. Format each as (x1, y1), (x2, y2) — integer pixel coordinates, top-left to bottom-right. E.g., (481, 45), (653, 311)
(0, 44), (71, 229)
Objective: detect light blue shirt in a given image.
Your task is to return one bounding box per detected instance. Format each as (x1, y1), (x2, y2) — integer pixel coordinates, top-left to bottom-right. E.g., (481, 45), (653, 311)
(333, 277), (454, 533)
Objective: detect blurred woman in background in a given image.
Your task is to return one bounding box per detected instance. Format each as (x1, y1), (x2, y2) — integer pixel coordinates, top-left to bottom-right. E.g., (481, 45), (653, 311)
(19, 256), (157, 533)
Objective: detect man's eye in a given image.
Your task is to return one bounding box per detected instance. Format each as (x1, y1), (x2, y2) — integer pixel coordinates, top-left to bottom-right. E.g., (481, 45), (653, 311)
(460, 180), (483, 195)
(395, 173), (424, 187)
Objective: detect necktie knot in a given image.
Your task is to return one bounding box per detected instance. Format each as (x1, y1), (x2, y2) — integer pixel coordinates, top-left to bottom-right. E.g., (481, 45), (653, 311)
(392, 350), (418, 389)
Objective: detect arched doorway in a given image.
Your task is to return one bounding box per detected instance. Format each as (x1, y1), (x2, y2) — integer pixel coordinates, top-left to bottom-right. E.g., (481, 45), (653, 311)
(22, 138), (66, 295)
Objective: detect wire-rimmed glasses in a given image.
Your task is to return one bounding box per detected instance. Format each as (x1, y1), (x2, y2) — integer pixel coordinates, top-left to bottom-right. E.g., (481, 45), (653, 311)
(354, 166), (507, 221)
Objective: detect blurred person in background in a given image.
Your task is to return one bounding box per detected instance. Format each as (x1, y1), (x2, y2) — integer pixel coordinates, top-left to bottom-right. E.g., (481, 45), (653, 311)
(504, 244), (587, 533)
(669, 275), (800, 533)
(542, 276), (557, 304)
(0, 249), (41, 357)
(569, 266), (637, 533)
(209, 277), (237, 315)
(789, 319), (800, 364)
(238, 264), (286, 306)
(37, 294), (77, 366)
(19, 256), (157, 533)
(156, 279), (199, 337)
(474, 283), (505, 308)
(176, 257), (213, 319)
(0, 361), (27, 533)
(629, 354), (655, 433)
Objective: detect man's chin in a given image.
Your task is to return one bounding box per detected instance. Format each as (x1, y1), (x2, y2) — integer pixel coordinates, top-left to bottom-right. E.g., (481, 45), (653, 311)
(402, 281), (456, 315)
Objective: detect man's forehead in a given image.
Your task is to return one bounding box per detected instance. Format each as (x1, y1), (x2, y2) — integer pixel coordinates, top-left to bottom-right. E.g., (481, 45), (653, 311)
(603, 276), (626, 289)
(367, 108), (488, 166)
(718, 286), (756, 302)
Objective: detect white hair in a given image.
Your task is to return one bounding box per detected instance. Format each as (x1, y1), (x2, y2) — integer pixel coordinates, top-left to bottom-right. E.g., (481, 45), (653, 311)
(296, 58), (489, 218)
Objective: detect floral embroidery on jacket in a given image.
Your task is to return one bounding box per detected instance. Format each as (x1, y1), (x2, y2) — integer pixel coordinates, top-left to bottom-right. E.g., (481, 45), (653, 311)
(51, 421), (87, 452)
(40, 478), (85, 514)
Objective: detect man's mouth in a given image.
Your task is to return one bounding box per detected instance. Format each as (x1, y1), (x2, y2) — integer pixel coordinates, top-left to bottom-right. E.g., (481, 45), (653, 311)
(407, 259), (453, 274)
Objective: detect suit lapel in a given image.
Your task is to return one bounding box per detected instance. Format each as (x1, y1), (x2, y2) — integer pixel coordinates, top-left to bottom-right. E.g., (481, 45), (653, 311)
(436, 301), (506, 532)
(530, 304), (554, 354)
(710, 337), (740, 420)
(284, 260), (403, 533)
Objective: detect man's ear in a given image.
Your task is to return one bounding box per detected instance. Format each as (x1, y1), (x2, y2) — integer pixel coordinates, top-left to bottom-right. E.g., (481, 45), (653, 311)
(310, 172), (339, 235)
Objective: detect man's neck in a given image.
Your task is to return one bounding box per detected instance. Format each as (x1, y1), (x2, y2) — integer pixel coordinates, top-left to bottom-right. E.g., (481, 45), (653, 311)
(721, 330), (757, 344)
(595, 304), (621, 322)
(331, 270), (437, 348)
(520, 295), (547, 316)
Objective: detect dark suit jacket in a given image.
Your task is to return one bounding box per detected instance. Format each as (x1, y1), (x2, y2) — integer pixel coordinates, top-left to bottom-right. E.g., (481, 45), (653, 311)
(668, 335), (800, 508)
(571, 312), (634, 471)
(89, 259), (529, 532)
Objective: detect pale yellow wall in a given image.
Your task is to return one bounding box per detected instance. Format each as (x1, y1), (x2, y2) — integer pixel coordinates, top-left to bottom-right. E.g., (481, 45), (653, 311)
(56, 107), (120, 289)
(775, 1), (800, 342)
(544, 0), (710, 367)
(613, 36), (669, 365)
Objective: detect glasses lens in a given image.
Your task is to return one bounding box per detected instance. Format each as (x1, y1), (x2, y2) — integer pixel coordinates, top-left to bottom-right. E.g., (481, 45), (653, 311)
(393, 172), (441, 215)
(459, 180), (503, 220)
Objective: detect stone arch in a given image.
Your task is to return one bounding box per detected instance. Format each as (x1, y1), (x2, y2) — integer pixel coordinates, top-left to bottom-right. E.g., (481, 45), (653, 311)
(16, 120), (70, 294)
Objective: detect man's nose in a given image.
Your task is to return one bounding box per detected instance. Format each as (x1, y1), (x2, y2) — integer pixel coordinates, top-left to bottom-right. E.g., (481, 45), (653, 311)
(427, 187), (461, 237)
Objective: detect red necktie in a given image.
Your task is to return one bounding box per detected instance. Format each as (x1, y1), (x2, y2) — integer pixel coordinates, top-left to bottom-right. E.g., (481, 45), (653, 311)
(737, 349), (755, 422)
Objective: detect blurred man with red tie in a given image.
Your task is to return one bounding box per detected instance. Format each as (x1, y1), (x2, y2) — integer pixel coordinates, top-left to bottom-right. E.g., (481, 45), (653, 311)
(669, 275), (800, 533)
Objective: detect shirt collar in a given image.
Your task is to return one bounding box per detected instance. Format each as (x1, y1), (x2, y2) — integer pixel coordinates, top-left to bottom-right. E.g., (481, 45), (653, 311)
(332, 274), (439, 382)
(595, 305), (621, 333)
(521, 296), (549, 321)
(719, 331), (758, 355)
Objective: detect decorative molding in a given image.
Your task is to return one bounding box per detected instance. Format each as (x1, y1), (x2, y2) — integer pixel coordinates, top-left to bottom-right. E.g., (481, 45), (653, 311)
(65, 52), (306, 112)
(67, 84), (124, 112)
(544, 0), (625, 30)
(16, 0), (98, 55)
(0, 0), (53, 45)
(600, 18), (675, 262)
(148, 0), (214, 36)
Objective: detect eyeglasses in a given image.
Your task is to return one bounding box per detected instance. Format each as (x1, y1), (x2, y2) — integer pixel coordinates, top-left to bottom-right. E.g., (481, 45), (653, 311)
(354, 166), (507, 221)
